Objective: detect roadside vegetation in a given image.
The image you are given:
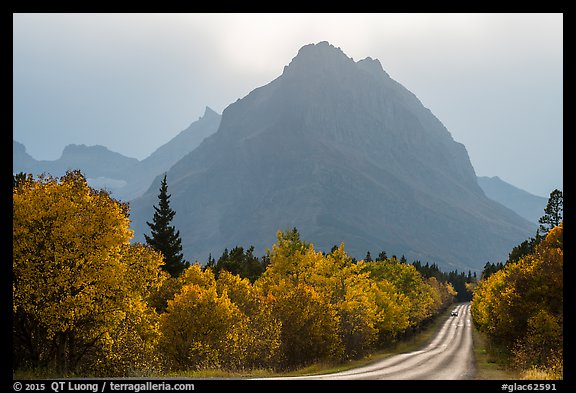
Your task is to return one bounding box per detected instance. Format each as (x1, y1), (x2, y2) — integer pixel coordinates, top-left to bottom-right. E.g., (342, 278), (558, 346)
(471, 325), (520, 380)
(13, 171), (460, 378)
(470, 190), (563, 380)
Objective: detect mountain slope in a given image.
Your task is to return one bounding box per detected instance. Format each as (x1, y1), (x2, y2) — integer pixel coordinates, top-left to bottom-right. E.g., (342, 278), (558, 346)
(144, 106), (221, 172)
(477, 176), (547, 225)
(130, 42), (535, 271)
(116, 107), (221, 200)
(13, 140), (38, 173)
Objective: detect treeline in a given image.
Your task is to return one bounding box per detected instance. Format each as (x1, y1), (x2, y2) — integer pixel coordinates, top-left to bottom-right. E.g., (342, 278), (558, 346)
(470, 189), (563, 379)
(206, 244), (474, 302)
(13, 171), (456, 377)
(411, 261), (475, 302)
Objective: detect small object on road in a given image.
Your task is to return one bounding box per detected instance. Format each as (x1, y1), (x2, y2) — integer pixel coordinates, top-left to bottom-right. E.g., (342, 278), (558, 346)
(451, 311), (458, 317)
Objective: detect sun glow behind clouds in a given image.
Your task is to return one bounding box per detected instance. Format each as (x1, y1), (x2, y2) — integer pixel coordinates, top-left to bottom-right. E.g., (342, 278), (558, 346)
(13, 13), (562, 196)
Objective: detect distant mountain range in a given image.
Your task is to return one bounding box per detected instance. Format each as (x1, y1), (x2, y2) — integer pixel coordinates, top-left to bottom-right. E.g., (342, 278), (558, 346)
(13, 106), (220, 201)
(13, 42), (546, 271)
(477, 176), (547, 225)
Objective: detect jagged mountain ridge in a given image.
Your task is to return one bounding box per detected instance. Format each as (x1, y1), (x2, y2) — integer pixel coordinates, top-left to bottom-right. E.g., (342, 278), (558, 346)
(12, 107), (221, 201)
(117, 106), (221, 200)
(130, 41), (535, 271)
(13, 140), (139, 180)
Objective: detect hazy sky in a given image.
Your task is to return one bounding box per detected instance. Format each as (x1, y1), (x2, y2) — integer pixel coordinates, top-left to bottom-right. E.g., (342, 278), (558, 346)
(13, 13), (562, 197)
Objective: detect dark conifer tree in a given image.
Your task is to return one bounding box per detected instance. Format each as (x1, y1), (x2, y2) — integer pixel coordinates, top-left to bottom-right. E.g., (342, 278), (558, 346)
(145, 174), (189, 277)
(377, 251), (387, 261)
(538, 189), (563, 235)
(508, 189), (563, 264)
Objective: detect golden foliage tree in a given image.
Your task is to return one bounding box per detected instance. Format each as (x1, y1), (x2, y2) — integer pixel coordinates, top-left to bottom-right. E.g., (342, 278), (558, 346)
(13, 171), (166, 376)
(363, 258), (435, 328)
(302, 244), (379, 359)
(158, 263), (282, 371)
(215, 270), (282, 369)
(471, 223), (563, 378)
(262, 279), (343, 368)
(256, 230), (447, 367)
(158, 279), (248, 371)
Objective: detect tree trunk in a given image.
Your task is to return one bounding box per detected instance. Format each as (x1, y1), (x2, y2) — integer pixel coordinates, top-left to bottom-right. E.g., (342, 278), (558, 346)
(55, 333), (69, 375)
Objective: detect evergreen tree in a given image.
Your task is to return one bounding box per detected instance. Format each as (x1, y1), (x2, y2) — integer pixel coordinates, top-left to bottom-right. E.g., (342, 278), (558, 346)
(508, 236), (541, 264)
(212, 245), (266, 282)
(507, 190), (562, 265)
(539, 189), (563, 235)
(13, 172), (30, 187)
(145, 174), (189, 277)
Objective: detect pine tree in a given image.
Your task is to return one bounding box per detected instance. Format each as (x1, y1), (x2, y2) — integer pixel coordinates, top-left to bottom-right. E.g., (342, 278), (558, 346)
(539, 189), (563, 235)
(365, 251), (373, 262)
(145, 174), (189, 277)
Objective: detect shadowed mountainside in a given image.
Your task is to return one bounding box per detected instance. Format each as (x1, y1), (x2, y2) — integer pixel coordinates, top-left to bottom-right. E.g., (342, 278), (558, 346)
(129, 42), (535, 271)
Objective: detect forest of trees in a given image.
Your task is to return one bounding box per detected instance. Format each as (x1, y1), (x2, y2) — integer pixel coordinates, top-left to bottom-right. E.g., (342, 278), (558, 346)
(13, 171), (458, 377)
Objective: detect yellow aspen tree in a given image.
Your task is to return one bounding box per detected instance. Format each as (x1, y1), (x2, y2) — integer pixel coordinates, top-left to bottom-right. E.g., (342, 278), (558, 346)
(368, 278), (411, 344)
(263, 279), (343, 369)
(364, 259), (435, 327)
(311, 245), (379, 359)
(158, 283), (248, 371)
(215, 271), (281, 368)
(13, 171), (165, 376)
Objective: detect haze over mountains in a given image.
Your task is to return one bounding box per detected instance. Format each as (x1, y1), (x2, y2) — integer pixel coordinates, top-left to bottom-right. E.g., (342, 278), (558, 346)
(13, 106), (221, 201)
(130, 42), (536, 271)
(13, 42), (544, 271)
(477, 176), (547, 226)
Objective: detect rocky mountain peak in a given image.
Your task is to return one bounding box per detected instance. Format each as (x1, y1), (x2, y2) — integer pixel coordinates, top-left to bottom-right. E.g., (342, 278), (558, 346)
(282, 41), (356, 78)
(202, 106), (219, 120)
(356, 56), (389, 78)
(129, 42), (534, 271)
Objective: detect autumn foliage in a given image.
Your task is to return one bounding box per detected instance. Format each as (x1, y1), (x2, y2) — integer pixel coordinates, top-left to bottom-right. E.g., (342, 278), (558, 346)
(13, 172), (456, 376)
(471, 223), (563, 379)
(13, 171), (167, 376)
